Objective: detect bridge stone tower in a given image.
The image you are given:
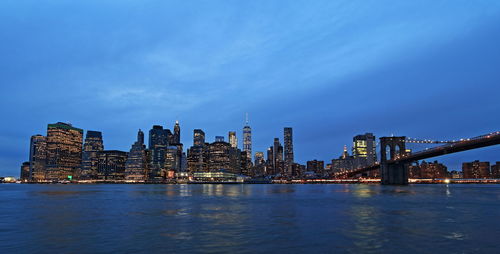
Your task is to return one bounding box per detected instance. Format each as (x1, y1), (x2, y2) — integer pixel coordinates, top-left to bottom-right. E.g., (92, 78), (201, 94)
(380, 136), (408, 185)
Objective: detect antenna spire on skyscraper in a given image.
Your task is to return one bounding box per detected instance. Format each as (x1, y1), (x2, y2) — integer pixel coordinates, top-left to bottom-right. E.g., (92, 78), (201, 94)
(245, 112), (249, 125)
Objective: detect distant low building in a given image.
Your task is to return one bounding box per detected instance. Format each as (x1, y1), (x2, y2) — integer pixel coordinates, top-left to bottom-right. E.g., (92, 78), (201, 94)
(491, 162), (500, 178)
(20, 162), (30, 181)
(409, 161), (448, 179)
(462, 160), (490, 179)
(307, 160), (325, 175)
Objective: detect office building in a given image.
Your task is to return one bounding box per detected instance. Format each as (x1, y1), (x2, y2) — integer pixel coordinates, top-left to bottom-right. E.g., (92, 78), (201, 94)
(125, 129), (150, 181)
(81, 131), (104, 179)
(20, 162), (30, 181)
(45, 122), (83, 180)
(97, 150), (128, 180)
(491, 162), (500, 178)
(29, 134), (47, 181)
(228, 131), (237, 148)
(352, 133), (377, 168)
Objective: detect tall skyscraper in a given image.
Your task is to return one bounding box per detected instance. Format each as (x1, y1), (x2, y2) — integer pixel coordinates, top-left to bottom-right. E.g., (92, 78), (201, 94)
(45, 122), (83, 180)
(243, 114), (252, 160)
(149, 125), (168, 149)
(81, 131), (104, 179)
(138, 129), (144, 144)
(284, 127), (294, 175)
(125, 129), (150, 181)
(29, 134), (47, 181)
(188, 129), (207, 173)
(273, 138), (284, 175)
(228, 131), (237, 148)
(173, 120), (181, 144)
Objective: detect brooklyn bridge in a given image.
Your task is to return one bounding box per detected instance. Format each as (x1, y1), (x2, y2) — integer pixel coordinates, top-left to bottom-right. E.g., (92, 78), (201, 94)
(334, 131), (500, 185)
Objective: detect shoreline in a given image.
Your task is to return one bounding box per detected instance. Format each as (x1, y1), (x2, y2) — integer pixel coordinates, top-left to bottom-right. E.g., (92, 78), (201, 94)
(6, 178), (500, 185)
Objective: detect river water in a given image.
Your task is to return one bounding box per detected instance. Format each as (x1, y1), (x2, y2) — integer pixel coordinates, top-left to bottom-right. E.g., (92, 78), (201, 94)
(0, 184), (498, 253)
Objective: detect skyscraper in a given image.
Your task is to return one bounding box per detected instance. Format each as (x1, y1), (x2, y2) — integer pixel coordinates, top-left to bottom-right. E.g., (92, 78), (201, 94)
(193, 129), (205, 146)
(149, 125), (168, 149)
(97, 150), (128, 180)
(188, 129), (207, 173)
(20, 162), (30, 181)
(243, 114), (252, 161)
(29, 134), (46, 181)
(125, 129), (150, 181)
(254, 152), (265, 166)
(81, 131), (104, 179)
(45, 122), (83, 180)
(228, 131), (237, 148)
(284, 127), (294, 176)
(273, 138), (284, 175)
(173, 120), (181, 144)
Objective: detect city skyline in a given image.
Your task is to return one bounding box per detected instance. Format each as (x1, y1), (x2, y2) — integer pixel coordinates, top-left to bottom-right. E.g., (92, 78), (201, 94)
(15, 120), (500, 181)
(2, 1), (500, 176)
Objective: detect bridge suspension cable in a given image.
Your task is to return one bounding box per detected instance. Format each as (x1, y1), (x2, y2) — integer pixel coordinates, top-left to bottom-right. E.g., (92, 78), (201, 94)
(404, 137), (462, 144)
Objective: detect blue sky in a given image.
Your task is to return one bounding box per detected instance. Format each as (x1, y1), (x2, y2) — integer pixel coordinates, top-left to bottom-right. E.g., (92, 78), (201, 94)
(1, 0), (500, 176)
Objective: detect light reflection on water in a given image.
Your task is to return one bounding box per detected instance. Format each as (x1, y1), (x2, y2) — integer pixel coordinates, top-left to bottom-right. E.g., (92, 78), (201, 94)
(0, 184), (499, 253)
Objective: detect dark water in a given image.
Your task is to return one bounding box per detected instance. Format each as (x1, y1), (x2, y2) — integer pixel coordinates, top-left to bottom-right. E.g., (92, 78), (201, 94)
(0, 184), (499, 253)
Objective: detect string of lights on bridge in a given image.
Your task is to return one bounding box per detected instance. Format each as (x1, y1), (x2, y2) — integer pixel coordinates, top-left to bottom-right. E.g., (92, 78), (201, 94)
(335, 131), (500, 178)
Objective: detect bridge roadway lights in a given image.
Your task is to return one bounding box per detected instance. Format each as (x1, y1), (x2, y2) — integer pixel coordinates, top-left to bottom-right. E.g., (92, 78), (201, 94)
(381, 162), (409, 185)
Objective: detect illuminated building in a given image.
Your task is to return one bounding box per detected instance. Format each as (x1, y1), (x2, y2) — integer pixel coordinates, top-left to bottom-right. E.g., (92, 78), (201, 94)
(187, 145), (207, 173)
(228, 131), (237, 148)
(266, 146), (274, 175)
(215, 136), (224, 142)
(97, 150), (128, 180)
(148, 125), (168, 149)
(125, 129), (150, 181)
(164, 146), (179, 174)
(173, 120), (181, 144)
(491, 162), (500, 178)
(81, 131), (104, 179)
(253, 151), (266, 176)
(352, 133), (377, 168)
(254, 152), (265, 166)
(240, 150), (250, 176)
(150, 144), (168, 178)
(192, 169), (247, 182)
(187, 129), (208, 173)
(29, 134), (47, 181)
(284, 127), (294, 176)
(149, 123), (182, 178)
(45, 122), (83, 180)
(208, 141), (231, 172)
(462, 160), (491, 179)
(409, 161), (448, 178)
(20, 162), (30, 181)
(331, 145), (354, 173)
(307, 160), (325, 175)
(193, 129), (205, 146)
(273, 138), (284, 175)
(243, 114), (252, 161)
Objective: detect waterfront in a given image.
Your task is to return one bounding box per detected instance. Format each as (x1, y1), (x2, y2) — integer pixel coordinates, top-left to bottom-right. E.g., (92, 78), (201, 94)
(1, 184), (499, 253)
